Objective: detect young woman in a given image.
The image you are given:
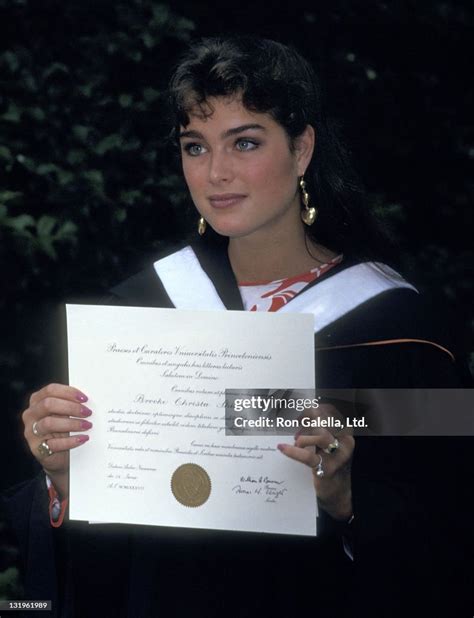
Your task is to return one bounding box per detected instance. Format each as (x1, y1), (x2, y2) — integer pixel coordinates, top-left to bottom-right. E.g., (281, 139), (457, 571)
(5, 37), (470, 617)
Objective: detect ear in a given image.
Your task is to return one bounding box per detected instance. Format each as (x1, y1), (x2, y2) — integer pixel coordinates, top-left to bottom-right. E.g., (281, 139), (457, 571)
(294, 124), (315, 176)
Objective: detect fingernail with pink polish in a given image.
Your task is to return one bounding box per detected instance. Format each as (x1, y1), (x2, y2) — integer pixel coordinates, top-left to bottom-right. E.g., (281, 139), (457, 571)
(75, 392), (88, 403)
(80, 420), (93, 430)
(277, 444), (286, 452)
(80, 406), (92, 417)
(76, 435), (90, 444)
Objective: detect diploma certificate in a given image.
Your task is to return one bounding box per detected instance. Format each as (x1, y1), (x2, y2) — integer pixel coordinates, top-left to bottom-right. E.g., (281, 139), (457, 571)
(67, 304), (317, 536)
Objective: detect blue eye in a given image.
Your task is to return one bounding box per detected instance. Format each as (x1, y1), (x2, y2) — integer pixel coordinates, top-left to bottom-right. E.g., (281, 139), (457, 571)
(235, 139), (258, 151)
(183, 143), (206, 156)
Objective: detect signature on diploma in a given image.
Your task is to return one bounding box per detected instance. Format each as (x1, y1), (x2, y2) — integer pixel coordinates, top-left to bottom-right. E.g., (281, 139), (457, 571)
(232, 475), (287, 503)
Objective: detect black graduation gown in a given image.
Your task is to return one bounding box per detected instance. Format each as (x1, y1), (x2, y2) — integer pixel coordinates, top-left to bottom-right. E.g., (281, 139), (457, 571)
(3, 240), (472, 618)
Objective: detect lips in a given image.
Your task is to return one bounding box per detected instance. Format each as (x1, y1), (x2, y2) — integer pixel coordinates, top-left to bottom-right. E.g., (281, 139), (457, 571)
(208, 193), (246, 208)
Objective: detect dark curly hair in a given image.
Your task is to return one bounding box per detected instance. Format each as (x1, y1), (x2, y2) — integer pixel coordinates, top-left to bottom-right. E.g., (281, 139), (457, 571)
(168, 36), (392, 262)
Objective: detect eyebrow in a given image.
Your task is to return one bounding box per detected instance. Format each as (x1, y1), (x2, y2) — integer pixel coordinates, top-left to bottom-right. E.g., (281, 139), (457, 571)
(178, 124), (266, 140)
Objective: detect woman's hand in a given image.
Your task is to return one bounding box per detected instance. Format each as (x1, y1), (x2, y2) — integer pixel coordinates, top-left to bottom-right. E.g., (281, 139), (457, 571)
(277, 404), (354, 521)
(22, 383), (92, 500)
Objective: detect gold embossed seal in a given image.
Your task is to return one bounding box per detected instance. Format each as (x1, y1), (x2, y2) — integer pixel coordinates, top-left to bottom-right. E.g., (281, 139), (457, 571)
(171, 463), (211, 507)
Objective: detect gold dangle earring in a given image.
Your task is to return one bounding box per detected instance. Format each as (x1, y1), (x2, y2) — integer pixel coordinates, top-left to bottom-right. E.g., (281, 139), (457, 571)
(299, 177), (318, 226)
(198, 216), (207, 236)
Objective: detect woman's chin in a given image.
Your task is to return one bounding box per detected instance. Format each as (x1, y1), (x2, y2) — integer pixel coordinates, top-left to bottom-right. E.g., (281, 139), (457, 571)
(207, 222), (253, 239)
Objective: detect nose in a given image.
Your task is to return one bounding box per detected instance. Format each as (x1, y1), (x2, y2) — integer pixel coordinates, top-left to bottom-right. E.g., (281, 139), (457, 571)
(208, 151), (234, 184)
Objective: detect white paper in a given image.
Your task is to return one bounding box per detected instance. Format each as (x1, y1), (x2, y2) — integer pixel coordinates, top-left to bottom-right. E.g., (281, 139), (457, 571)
(67, 304), (317, 536)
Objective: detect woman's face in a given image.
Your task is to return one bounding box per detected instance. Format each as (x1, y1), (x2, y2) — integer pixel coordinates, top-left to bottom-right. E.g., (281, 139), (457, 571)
(179, 96), (314, 242)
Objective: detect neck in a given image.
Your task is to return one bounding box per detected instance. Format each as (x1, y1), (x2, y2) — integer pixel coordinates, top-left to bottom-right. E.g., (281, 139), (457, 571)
(228, 225), (336, 283)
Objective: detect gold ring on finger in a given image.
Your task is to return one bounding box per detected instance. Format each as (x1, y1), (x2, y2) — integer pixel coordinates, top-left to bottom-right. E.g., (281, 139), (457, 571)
(38, 440), (53, 458)
(32, 421), (40, 437)
(324, 437), (340, 454)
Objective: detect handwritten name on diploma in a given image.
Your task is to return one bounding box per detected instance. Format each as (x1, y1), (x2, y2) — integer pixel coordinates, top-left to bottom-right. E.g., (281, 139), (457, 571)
(232, 475), (288, 504)
(233, 416), (368, 429)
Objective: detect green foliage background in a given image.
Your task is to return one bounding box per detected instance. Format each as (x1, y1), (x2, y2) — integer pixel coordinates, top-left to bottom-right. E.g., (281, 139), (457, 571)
(1, 0), (472, 600)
